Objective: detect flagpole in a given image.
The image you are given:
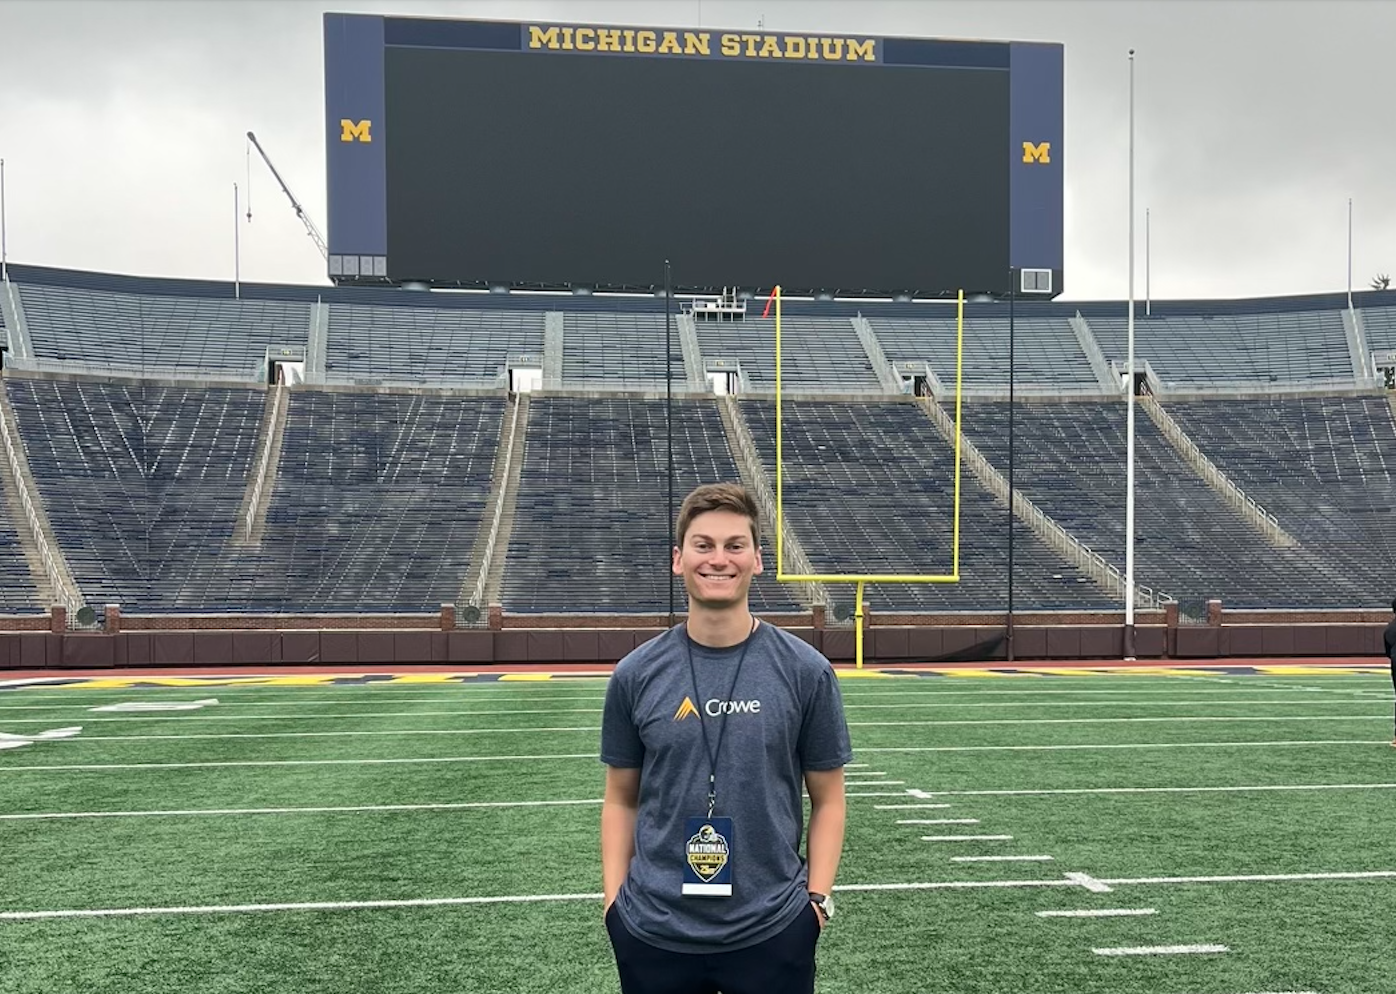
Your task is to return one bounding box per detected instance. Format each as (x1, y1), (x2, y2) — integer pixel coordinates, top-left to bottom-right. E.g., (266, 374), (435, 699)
(1145, 207), (1151, 317)
(1347, 197), (1353, 310)
(234, 182), (241, 300)
(1125, 48), (1137, 661)
(1, 158), (9, 282)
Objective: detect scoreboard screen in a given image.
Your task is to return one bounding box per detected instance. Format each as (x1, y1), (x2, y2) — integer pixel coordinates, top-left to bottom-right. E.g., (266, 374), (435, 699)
(325, 15), (1063, 299)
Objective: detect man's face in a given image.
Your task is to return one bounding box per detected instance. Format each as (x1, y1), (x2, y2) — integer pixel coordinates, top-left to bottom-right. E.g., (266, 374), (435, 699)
(672, 509), (763, 610)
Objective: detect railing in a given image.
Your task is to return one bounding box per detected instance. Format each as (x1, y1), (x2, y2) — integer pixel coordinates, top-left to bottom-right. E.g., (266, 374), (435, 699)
(916, 396), (1173, 610)
(0, 396), (82, 617)
(469, 395), (525, 610)
(1141, 396), (1296, 548)
(851, 316), (904, 393)
(719, 395), (827, 607)
(244, 382), (287, 540)
(6, 355), (262, 385)
(1070, 311), (1119, 391)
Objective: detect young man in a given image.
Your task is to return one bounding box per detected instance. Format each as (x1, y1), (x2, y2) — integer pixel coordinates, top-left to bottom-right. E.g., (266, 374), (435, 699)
(1386, 598), (1396, 747)
(600, 482), (853, 994)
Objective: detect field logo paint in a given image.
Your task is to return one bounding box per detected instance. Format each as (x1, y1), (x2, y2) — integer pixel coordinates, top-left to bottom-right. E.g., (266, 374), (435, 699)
(89, 699), (219, 713)
(0, 726), (82, 751)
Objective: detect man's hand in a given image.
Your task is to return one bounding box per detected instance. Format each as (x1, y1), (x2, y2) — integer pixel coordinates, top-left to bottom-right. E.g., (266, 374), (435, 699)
(811, 901), (827, 932)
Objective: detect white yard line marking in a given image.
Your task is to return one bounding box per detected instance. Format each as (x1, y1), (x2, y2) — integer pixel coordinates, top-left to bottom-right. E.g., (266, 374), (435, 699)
(1035, 908), (1156, 918)
(1064, 873), (1114, 893)
(0, 753), (599, 773)
(843, 790), (910, 797)
(848, 716), (1389, 728)
(1093, 944), (1228, 956)
(0, 799), (604, 821)
(5, 870), (1392, 921)
(905, 783), (1396, 799)
(857, 739), (1387, 754)
(846, 763), (870, 768)
(843, 699), (1382, 710)
(875, 804), (953, 810)
(843, 771), (890, 777)
(0, 708), (606, 725)
(897, 819), (980, 825)
(922, 835), (1013, 842)
(953, 855), (1055, 863)
(56, 727), (607, 743)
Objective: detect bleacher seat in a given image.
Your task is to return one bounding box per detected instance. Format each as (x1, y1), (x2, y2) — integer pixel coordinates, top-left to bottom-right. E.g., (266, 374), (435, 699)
(252, 391), (504, 612)
(0, 504), (40, 614)
(562, 313), (678, 388)
(326, 304), (543, 383)
(1163, 395), (1396, 605)
(696, 315), (882, 392)
(1359, 302), (1396, 352)
(960, 400), (1368, 611)
(5, 375), (265, 611)
(740, 399), (1119, 612)
(18, 282), (308, 375)
(871, 313), (1099, 390)
(503, 396), (801, 613)
(1089, 308), (1353, 386)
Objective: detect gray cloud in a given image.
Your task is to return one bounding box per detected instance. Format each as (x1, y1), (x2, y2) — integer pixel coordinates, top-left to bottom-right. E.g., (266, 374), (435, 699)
(1, 0), (1392, 300)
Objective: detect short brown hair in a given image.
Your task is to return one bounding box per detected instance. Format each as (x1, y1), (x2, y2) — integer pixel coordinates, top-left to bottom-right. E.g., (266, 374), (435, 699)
(675, 482), (760, 548)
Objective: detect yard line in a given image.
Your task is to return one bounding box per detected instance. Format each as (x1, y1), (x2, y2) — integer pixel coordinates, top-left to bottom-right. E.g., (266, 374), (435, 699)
(856, 739), (1387, 754)
(0, 753), (600, 773)
(902, 782), (1396, 799)
(841, 699), (1383, 710)
(922, 835), (1013, 842)
(0, 798), (605, 821)
(843, 771), (890, 777)
(6, 870), (1392, 921)
(874, 804), (953, 810)
(0, 708), (606, 725)
(953, 856), (1055, 863)
(1065, 872), (1114, 893)
(896, 819), (980, 825)
(843, 791), (913, 797)
(847, 715), (1390, 728)
(1093, 944), (1228, 956)
(51, 727), (608, 743)
(1035, 908), (1156, 918)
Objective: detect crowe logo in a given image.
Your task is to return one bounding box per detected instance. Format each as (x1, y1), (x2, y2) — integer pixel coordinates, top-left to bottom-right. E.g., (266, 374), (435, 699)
(675, 696), (763, 720)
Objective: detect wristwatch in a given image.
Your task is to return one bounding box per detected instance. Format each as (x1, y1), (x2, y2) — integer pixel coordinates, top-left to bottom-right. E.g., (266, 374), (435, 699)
(809, 892), (834, 921)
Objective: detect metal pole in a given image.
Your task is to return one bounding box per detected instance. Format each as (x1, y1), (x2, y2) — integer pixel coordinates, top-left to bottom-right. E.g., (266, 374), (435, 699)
(234, 183), (241, 300)
(1347, 198), (1353, 310)
(1, 158), (8, 282)
(666, 259), (675, 627)
(1125, 49), (1137, 660)
(1006, 267), (1016, 663)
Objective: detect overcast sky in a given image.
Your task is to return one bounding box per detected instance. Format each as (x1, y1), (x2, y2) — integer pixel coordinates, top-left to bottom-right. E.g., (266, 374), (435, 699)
(0, 0), (1392, 302)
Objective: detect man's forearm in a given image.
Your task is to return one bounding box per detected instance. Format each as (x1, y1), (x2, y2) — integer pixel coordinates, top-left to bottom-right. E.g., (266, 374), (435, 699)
(601, 800), (638, 907)
(805, 797), (847, 894)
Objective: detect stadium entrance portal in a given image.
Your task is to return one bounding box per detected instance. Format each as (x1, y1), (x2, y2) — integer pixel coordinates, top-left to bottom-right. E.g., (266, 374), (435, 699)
(705, 358), (742, 396)
(1373, 349), (1396, 390)
(266, 346), (306, 386)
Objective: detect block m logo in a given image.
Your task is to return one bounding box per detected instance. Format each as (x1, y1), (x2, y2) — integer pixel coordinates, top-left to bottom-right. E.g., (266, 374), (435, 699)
(1022, 141), (1051, 164)
(340, 119), (372, 143)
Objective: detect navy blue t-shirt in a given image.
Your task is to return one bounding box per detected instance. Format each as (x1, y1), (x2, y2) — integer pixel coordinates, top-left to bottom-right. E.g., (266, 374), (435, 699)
(601, 621), (853, 954)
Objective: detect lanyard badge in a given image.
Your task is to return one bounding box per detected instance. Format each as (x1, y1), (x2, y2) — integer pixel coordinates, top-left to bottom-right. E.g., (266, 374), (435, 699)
(679, 618), (755, 899)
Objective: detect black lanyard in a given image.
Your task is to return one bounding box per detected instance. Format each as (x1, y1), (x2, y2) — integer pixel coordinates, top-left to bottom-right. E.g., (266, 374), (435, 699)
(684, 617), (758, 818)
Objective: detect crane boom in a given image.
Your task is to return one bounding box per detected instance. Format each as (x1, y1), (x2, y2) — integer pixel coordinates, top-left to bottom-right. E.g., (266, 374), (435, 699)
(246, 131), (328, 262)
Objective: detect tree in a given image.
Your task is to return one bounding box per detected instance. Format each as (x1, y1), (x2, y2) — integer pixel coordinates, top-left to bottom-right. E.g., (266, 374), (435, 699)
(1372, 273), (1391, 290)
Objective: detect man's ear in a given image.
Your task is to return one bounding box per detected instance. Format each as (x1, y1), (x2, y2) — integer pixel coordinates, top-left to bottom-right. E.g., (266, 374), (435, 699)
(753, 546), (764, 576)
(672, 545), (683, 576)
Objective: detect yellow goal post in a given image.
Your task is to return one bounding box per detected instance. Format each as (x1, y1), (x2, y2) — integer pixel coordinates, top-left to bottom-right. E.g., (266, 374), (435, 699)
(771, 285), (967, 668)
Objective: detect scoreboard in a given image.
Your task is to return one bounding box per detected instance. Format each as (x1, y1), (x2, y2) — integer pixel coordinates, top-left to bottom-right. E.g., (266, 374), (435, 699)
(324, 14), (1064, 299)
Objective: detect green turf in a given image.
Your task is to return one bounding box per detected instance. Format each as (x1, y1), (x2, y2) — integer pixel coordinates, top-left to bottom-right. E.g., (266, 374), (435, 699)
(1, 671), (1393, 993)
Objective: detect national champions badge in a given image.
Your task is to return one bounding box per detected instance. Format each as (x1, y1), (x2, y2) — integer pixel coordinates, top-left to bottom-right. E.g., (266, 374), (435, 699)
(682, 816), (734, 897)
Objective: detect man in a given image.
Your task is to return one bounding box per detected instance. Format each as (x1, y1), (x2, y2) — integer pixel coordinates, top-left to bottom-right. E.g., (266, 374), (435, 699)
(1386, 598), (1396, 747)
(600, 482), (853, 994)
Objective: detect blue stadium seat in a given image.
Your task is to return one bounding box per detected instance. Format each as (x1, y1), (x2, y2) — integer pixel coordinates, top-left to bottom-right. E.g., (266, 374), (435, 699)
(326, 304), (543, 383)
(503, 396), (801, 614)
(695, 315), (882, 392)
(740, 399), (1119, 612)
(871, 313), (1098, 389)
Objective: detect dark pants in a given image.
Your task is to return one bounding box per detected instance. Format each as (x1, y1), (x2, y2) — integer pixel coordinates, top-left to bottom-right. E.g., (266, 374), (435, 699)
(1390, 657), (1395, 737)
(606, 903), (821, 994)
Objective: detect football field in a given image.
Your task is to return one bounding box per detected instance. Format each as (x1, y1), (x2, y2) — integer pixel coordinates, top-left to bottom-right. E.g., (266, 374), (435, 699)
(1, 664), (1393, 994)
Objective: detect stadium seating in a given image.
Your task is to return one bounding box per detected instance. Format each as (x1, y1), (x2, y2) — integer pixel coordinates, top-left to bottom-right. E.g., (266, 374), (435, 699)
(254, 391), (504, 612)
(959, 400), (1370, 610)
(18, 281), (308, 376)
(695, 314), (883, 392)
(1087, 307), (1353, 386)
(502, 396), (801, 613)
(0, 514), (40, 614)
(325, 304), (544, 383)
(1162, 395), (1396, 606)
(870, 313), (1100, 390)
(4, 375), (266, 611)
(561, 313), (675, 387)
(739, 399), (1119, 612)
(1360, 301), (1396, 352)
